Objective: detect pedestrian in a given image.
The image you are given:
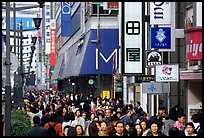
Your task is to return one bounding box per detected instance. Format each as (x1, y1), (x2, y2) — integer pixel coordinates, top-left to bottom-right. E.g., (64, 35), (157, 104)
(75, 125), (85, 136)
(146, 121), (166, 136)
(173, 112), (186, 136)
(44, 113), (64, 136)
(184, 122), (197, 136)
(112, 121), (128, 136)
(134, 123), (143, 136)
(25, 116), (48, 136)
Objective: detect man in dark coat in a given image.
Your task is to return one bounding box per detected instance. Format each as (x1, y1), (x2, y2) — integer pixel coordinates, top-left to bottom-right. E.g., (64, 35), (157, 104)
(25, 116), (48, 136)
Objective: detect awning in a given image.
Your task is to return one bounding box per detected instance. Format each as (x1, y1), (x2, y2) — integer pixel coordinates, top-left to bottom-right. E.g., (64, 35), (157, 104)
(51, 54), (65, 81)
(180, 70), (202, 80)
(62, 29), (120, 78)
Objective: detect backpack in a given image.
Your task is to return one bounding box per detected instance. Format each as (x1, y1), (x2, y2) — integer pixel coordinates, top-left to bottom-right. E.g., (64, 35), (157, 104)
(47, 122), (57, 136)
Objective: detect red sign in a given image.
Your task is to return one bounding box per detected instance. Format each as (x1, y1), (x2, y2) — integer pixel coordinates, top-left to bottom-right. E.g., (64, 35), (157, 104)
(185, 28), (202, 61)
(103, 2), (119, 10)
(50, 20), (56, 66)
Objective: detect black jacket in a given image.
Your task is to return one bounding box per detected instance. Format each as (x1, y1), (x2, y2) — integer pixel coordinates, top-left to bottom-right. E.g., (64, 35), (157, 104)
(25, 126), (48, 136)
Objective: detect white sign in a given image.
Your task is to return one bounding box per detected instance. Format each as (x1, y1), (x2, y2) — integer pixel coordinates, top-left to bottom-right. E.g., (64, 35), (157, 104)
(196, 2), (202, 27)
(155, 64), (179, 82)
(123, 2), (143, 74)
(150, 2), (171, 25)
(45, 2), (51, 54)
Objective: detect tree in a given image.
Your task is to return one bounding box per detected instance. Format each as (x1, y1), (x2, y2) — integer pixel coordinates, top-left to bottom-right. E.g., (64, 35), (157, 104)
(11, 109), (32, 136)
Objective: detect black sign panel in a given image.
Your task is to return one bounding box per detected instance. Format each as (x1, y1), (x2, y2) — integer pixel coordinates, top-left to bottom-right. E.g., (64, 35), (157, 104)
(135, 75), (154, 83)
(146, 51), (163, 67)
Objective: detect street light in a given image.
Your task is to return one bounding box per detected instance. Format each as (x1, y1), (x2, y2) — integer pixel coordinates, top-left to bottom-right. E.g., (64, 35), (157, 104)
(3, 2), (43, 136)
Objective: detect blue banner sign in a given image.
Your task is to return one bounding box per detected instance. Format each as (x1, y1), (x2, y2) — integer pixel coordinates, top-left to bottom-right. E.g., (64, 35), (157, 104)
(61, 2), (72, 37)
(151, 27), (171, 49)
(10, 17), (36, 30)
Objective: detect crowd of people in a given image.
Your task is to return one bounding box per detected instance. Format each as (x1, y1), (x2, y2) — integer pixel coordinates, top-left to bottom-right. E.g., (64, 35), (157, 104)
(12, 89), (202, 136)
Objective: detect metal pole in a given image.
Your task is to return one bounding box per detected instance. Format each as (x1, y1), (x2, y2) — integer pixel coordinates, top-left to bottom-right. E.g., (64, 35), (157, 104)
(5, 2), (11, 136)
(19, 19), (24, 107)
(97, 3), (101, 97)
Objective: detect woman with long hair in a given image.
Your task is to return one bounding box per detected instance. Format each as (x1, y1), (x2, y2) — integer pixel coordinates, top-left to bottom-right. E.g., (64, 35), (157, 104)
(75, 125), (85, 136)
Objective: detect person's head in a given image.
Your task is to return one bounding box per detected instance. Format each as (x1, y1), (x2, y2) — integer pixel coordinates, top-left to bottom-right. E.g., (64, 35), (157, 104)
(134, 123), (143, 136)
(90, 112), (95, 121)
(88, 121), (99, 136)
(75, 125), (84, 136)
(105, 108), (112, 118)
(63, 106), (68, 114)
(169, 127), (180, 136)
(185, 122), (195, 135)
(68, 112), (75, 121)
(45, 106), (50, 113)
(100, 121), (108, 131)
(94, 116), (99, 122)
(33, 115), (40, 125)
(140, 120), (148, 131)
(56, 107), (63, 116)
(98, 113), (104, 122)
(150, 121), (160, 134)
(177, 112), (186, 124)
(75, 109), (81, 117)
(63, 125), (69, 136)
(116, 111), (122, 119)
(125, 110), (132, 117)
(158, 106), (166, 115)
(135, 117), (141, 124)
(115, 121), (125, 134)
(50, 112), (58, 122)
(136, 101), (141, 107)
(82, 112), (87, 120)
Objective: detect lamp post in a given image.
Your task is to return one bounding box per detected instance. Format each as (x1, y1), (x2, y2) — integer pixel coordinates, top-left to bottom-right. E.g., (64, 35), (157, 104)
(3, 2), (42, 136)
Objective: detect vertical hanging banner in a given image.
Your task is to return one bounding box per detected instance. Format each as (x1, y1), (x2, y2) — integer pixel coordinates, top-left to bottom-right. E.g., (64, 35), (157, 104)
(150, 2), (171, 25)
(45, 2), (51, 54)
(50, 19), (56, 66)
(61, 2), (72, 37)
(122, 2), (145, 75)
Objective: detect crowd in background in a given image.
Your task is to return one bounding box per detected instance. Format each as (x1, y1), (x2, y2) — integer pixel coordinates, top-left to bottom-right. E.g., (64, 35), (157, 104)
(13, 89), (202, 136)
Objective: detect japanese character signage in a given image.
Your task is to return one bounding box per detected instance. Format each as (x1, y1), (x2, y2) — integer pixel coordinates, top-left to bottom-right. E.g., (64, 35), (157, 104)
(45, 2), (51, 54)
(151, 27), (171, 49)
(122, 2), (145, 75)
(50, 19), (56, 66)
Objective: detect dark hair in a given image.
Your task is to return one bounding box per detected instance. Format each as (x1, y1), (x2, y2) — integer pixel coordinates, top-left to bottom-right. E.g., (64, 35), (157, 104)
(75, 109), (82, 116)
(56, 107), (63, 116)
(169, 127), (180, 136)
(50, 113), (58, 122)
(158, 106), (166, 111)
(186, 122), (195, 129)
(88, 121), (98, 136)
(177, 112), (186, 118)
(116, 121), (124, 127)
(134, 123), (143, 136)
(68, 112), (75, 121)
(100, 120), (108, 126)
(75, 125), (85, 135)
(45, 106), (50, 113)
(33, 116), (40, 125)
(136, 101), (141, 106)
